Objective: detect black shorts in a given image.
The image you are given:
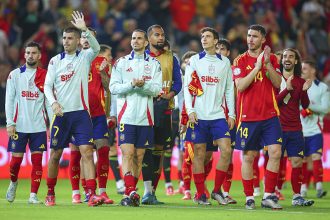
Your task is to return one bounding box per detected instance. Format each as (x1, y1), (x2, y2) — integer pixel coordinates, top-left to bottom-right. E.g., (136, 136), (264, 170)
(108, 127), (116, 146)
(154, 113), (172, 147)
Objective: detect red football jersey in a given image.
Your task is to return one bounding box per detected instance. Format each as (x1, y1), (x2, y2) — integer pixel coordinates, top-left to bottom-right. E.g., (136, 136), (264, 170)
(88, 56), (110, 117)
(233, 51), (281, 122)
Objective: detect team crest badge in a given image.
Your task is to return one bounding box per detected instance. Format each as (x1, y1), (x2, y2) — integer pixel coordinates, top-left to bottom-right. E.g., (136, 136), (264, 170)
(66, 63), (74, 71)
(209, 64), (215, 75)
(241, 139), (245, 148)
(191, 131), (196, 140)
(120, 133), (125, 141)
(144, 65), (151, 74)
(52, 138), (58, 146)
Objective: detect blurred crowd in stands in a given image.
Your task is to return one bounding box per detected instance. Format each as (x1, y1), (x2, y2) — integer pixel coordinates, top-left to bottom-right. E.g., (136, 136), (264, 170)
(0, 0), (329, 125)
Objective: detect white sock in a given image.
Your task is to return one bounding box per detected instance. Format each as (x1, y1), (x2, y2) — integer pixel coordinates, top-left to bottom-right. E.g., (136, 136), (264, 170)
(116, 179), (124, 189)
(301, 184), (307, 192)
(263, 192), (272, 199)
(72, 190), (80, 196)
(30, 192), (37, 198)
(144, 181), (153, 196)
(223, 192), (229, 197)
(246, 196), (254, 201)
(316, 182), (323, 191)
(292, 194), (300, 199)
(99, 188), (106, 194)
(254, 187), (260, 192)
(179, 181), (184, 187)
(165, 182), (173, 188)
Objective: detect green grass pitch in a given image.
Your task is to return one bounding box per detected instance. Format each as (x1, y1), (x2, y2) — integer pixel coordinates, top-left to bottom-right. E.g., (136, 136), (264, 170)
(0, 179), (329, 220)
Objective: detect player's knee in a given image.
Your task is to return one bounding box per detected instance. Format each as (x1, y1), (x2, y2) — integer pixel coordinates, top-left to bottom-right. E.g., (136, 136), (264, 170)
(243, 154), (255, 164)
(51, 150), (63, 161)
(291, 157), (303, 168)
(312, 153), (321, 161)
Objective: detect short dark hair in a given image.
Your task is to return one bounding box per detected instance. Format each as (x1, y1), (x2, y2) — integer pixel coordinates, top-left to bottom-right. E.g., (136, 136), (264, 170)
(100, 44), (112, 54)
(248, 24), (267, 36)
(181, 51), (197, 62)
(64, 26), (81, 37)
(281, 48), (302, 77)
(200, 27), (219, 40)
(25, 41), (41, 52)
(217, 38), (231, 51)
(147, 24), (163, 37)
(302, 59), (317, 70)
(133, 29), (148, 40)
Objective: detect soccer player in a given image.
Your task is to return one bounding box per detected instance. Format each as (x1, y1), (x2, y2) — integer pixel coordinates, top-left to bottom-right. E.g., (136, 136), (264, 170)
(5, 41), (47, 204)
(300, 60), (330, 198)
(216, 38), (237, 204)
(233, 24), (283, 210)
(184, 27), (235, 205)
(44, 11), (103, 207)
(69, 27), (114, 204)
(276, 48), (314, 206)
(178, 51), (197, 200)
(141, 24), (182, 205)
(110, 29), (162, 206)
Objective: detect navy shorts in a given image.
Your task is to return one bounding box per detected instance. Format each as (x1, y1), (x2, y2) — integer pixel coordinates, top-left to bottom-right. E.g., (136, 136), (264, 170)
(185, 123), (218, 152)
(8, 132), (47, 153)
(186, 119), (230, 144)
(91, 115), (109, 140)
(50, 110), (94, 149)
(118, 124), (153, 149)
(282, 131), (305, 158)
(304, 133), (323, 156)
(154, 113), (172, 147)
(235, 117), (282, 151)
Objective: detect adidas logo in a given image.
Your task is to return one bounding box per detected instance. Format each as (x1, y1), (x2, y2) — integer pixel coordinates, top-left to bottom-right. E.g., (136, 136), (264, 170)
(145, 141), (149, 146)
(298, 151), (304, 156)
(246, 65), (252, 70)
(39, 144), (45, 149)
(100, 173), (108, 177)
(89, 138), (94, 143)
(277, 138), (282, 143)
(126, 67), (133, 72)
(72, 175), (79, 179)
(166, 137), (171, 142)
(104, 133), (109, 137)
(34, 178), (41, 182)
(225, 132), (230, 136)
(142, 163), (148, 168)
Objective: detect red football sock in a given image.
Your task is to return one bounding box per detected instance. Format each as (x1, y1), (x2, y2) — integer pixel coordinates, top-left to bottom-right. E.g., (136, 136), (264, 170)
(276, 157), (287, 190)
(97, 146), (110, 189)
(9, 156), (23, 182)
(223, 163), (233, 192)
(124, 172), (136, 196)
(204, 158), (213, 179)
(213, 169), (226, 193)
(242, 179), (254, 197)
(86, 179), (96, 195)
(31, 153), (42, 193)
(291, 167), (302, 194)
(302, 161), (308, 184)
(193, 173), (205, 198)
(81, 178), (88, 194)
(47, 177), (57, 195)
(313, 160), (323, 183)
(253, 155), (260, 188)
(264, 169), (278, 193)
(178, 170), (183, 181)
(182, 160), (192, 191)
(69, 150), (81, 191)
